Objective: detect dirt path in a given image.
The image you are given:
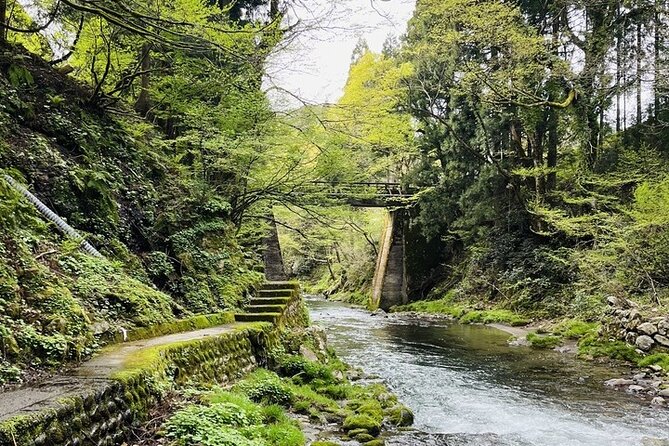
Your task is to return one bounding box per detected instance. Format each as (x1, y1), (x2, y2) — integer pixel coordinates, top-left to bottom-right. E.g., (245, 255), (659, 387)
(0, 324), (237, 422)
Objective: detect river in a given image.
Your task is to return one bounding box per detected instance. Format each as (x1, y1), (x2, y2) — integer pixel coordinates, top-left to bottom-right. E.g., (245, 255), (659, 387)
(307, 297), (669, 446)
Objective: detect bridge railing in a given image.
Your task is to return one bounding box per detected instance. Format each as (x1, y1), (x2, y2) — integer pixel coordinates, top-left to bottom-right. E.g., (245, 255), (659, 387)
(296, 181), (417, 197)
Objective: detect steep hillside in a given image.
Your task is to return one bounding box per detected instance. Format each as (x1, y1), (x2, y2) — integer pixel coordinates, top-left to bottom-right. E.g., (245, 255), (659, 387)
(0, 45), (262, 383)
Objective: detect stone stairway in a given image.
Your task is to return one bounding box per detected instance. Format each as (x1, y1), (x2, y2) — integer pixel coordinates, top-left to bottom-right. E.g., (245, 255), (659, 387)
(234, 281), (300, 324)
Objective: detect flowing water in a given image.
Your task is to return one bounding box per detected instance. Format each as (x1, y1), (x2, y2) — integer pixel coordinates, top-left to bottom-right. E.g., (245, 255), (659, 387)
(307, 297), (669, 446)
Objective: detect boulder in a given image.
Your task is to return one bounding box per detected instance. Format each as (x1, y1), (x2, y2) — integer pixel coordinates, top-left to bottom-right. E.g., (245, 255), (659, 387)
(607, 296), (620, 307)
(299, 345), (319, 362)
(658, 319), (669, 336)
(654, 334), (669, 348)
(635, 335), (655, 351)
(658, 389), (669, 397)
(627, 385), (646, 393)
(605, 378), (635, 387)
(624, 319), (640, 331)
(625, 332), (638, 345)
(638, 323), (659, 336)
(651, 397), (666, 406)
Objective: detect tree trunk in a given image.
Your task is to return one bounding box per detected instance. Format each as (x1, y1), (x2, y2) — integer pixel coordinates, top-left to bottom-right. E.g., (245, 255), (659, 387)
(654, 0), (662, 118)
(135, 43), (152, 116)
(270, 0), (279, 18)
(546, 109), (558, 191)
(637, 18), (643, 126)
(0, 0), (7, 44)
(616, 3), (622, 132)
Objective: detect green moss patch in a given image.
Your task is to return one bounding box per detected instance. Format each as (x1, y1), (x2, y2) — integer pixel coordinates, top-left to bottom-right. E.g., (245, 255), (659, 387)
(526, 333), (563, 349)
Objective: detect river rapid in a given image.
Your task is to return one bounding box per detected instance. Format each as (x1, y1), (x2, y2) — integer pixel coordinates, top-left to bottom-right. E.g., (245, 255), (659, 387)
(307, 297), (669, 446)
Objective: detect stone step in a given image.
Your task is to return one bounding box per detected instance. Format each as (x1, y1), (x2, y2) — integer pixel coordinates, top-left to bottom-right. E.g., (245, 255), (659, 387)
(257, 289), (295, 298)
(261, 281), (300, 291)
(250, 297), (291, 306)
(234, 313), (281, 323)
(246, 305), (285, 313)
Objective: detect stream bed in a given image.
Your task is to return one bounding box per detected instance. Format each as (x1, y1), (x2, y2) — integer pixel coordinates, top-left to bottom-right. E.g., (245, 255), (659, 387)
(307, 297), (669, 446)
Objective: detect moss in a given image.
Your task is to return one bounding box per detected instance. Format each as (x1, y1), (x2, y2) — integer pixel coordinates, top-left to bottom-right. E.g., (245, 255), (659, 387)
(392, 293), (467, 318)
(364, 440), (385, 446)
(552, 319), (599, 339)
(386, 405), (414, 427)
(577, 334), (642, 363)
(354, 432), (376, 442)
(110, 312), (236, 343)
(638, 353), (669, 370)
(459, 310), (529, 327)
(392, 293), (529, 327)
(526, 333), (563, 349)
(311, 442), (340, 446)
(342, 414), (381, 436)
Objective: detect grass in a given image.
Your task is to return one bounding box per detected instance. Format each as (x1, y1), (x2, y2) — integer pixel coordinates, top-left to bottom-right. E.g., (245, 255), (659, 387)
(392, 292), (529, 327)
(637, 353), (669, 371)
(552, 319), (599, 339)
(459, 309), (529, 326)
(577, 334), (643, 363)
(526, 333), (563, 349)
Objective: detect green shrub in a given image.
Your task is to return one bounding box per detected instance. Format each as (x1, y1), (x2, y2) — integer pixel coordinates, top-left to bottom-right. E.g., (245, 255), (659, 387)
(276, 355), (333, 383)
(245, 381), (293, 407)
(257, 423), (305, 446)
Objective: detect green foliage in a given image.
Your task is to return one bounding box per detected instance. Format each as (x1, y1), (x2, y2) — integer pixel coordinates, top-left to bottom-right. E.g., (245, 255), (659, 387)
(552, 320), (599, 340)
(236, 370), (294, 406)
(577, 335), (642, 363)
(394, 291), (529, 326)
(526, 333), (562, 349)
(276, 355), (333, 383)
(638, 354), (669, 371)
(459, 310), (530, 327)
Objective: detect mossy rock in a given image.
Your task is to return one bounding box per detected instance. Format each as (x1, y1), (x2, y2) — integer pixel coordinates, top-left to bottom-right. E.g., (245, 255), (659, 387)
(355, 433), (376, 442)
(311, 441), (340, 446)
(386, 404), (414, 427)
(364, 440), (385, 446)
(343, 414), (381, 436)
(347, 428), (368, 437)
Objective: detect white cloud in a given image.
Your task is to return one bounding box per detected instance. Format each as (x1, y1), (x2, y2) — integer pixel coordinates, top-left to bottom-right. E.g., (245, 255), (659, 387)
(265, 0), (416, 109)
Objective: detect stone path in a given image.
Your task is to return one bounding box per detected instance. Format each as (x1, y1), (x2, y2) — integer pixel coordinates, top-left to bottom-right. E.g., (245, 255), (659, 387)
(0, 324), (236, 422)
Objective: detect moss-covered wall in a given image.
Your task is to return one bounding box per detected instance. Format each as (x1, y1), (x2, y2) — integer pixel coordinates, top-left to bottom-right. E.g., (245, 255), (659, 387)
(0, 322), (277, 446)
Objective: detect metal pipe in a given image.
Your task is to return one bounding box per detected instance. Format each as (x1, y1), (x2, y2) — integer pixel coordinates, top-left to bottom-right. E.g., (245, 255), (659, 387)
(2, 174), (104, 258)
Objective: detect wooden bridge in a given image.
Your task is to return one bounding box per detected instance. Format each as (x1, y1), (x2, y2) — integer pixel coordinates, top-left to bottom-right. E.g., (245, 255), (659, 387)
(264, 181), (420, 310)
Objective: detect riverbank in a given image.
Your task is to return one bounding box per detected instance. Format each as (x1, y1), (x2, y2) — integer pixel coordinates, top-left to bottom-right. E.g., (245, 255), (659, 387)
(129, 353), (414, 446)
(383, 303), (669, 409)
(309, 298), (669, 445)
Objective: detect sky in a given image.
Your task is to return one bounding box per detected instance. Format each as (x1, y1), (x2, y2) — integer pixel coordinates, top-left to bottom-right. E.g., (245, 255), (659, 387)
(264, 0), (416, 109)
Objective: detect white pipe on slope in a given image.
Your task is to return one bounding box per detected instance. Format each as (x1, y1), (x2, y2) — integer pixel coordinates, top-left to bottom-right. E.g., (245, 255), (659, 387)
(2, 174), (104, 258)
